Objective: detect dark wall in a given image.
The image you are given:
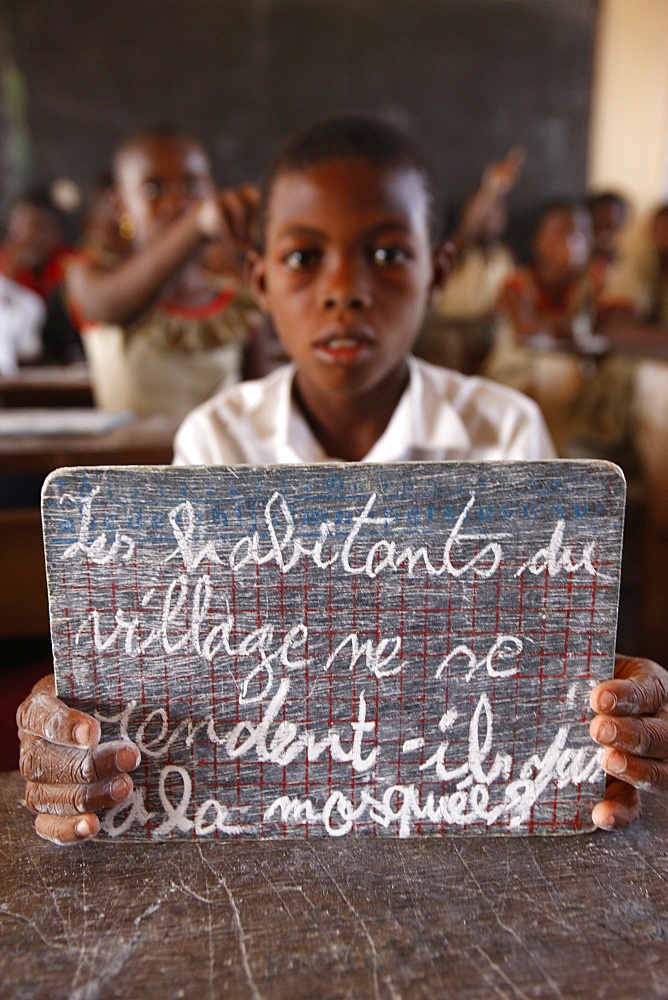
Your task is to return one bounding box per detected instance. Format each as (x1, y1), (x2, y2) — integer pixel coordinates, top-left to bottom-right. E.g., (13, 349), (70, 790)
(1, 0), (597, 250)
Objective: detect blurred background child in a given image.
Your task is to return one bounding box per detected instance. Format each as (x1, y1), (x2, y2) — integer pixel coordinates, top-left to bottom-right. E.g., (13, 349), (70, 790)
(65, 127), (265, 419)
(414, 146), (524, 375)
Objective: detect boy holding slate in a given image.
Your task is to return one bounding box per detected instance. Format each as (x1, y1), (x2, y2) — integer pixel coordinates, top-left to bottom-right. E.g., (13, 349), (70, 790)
(18, 114), (668, 844)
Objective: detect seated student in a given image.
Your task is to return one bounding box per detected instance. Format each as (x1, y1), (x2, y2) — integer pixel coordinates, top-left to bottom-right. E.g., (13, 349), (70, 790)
(586, 190), (630, 269)
(0, 189), (79, 364)
(0, 189), (71, 302)
(17, 114), (668, 844)
(0, 273), (45, 374)
(596, 202), (668, 530)
(414, 146), (523, 374)
(65, 127), (265, 420)
(482, 200), (631, 453)
(600, 202), (668, 328)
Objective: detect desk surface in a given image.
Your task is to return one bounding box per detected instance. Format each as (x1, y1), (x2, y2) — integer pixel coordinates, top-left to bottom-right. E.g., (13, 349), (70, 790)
(0, 771), (666, 1000)
(0, 364), (94, 408)
(0, 412), (179, 474)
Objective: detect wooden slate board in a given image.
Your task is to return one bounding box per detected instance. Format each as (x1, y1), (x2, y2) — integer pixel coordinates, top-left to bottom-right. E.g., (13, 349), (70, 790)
(42, 461), (625, 840)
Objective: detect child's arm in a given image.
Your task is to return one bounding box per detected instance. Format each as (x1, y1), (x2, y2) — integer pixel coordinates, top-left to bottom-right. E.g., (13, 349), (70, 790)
(499, 280), (577, 345)
(451, 146), (526, 252)
(65, 185), (259, 326)
(590, 655), (668, 829)
(16, 675), (140, 845)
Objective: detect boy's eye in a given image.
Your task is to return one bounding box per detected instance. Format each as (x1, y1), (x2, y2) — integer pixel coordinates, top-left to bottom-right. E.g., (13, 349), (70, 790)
(183, 176), (209, 197)
(140, 180), (163, 200)
(372, 246), (411, 266)
(283, 249), (320, 270)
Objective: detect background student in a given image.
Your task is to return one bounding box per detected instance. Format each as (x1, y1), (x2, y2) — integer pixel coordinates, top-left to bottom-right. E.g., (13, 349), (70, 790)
(414, 145), (524, 375)
(65, 127), (265, 419)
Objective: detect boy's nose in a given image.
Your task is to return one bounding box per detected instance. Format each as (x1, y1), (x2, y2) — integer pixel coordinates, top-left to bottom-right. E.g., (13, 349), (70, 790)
(321, 259), (372, 310)
(159, 183), (195, 218)
(323, 290), (371, 310)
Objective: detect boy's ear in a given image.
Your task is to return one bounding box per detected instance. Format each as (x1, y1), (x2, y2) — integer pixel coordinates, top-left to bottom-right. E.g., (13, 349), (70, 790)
(246, 249), (270, 311)
(428, 240), (456, 303)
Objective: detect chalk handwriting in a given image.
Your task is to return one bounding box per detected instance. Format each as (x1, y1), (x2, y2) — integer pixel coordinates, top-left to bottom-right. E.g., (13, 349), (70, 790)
(97, 692), (601, 838)
(61, 486), (607, 583)
(60, 487), (135, 564)
(102, 679), (380, 773)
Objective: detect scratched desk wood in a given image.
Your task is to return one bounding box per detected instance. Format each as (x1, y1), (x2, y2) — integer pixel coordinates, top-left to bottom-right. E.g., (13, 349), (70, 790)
(0, 772), (666, 1000)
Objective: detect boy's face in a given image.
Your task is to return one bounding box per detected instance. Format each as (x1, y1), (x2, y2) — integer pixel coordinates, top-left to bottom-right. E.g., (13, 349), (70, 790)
(115, 137), (214, 245)
(590, 200), (626, 253)
(7, 202), (62, 268)
(250, 158), (444, 403)
(534, 208), (591, 273)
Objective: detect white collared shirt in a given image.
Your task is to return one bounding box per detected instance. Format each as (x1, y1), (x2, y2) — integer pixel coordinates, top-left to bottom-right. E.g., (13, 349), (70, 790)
(172, 356), (556, 466)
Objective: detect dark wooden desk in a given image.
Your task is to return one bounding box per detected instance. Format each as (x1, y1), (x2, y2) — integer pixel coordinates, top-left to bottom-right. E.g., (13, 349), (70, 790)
(0, 412), (179, 476)
(0, 414), (179, 636)
(0, 364), (94, 408)
(0, 771), (666, 999)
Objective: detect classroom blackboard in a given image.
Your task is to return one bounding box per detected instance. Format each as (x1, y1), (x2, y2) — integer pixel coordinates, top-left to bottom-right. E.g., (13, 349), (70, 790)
(2, 0), (596, 247)
(43, 460), (624, 840)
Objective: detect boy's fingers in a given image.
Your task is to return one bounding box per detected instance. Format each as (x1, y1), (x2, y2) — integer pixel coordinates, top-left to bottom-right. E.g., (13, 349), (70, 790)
(590, 712), (668, 760)
(17, 689), (101, 749)
(25, 773), (134, 816)
(19, 734), (140, 785)
(32, 674), (56, 696)
(592, 778), (641, 831)
(590, 656), (668, 716)
(597, 745), (668, 793)
(219, 185), (260, 248)
(34, 812), (100, 846)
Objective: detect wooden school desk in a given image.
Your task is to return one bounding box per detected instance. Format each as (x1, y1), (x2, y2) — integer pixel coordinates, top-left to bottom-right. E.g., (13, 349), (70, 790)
(0, 770), (666, 1000)
(0, 413), (179, 636)
(0, 363), (94, 408)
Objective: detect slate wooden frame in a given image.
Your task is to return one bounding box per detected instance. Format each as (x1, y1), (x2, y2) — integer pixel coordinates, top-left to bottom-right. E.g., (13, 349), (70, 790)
(43, 460), (625, 840)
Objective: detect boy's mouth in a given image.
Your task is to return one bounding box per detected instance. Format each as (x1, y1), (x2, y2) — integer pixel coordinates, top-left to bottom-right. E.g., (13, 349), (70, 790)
(313, 327), (374, 363)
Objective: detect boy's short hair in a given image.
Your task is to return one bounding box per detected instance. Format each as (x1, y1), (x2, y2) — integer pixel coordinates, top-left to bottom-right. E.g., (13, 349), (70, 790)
(259, 112), (436, 247)
(532, 199), (588, 235)
(112, 126), (208, 183)
(586, 191), (629, 214)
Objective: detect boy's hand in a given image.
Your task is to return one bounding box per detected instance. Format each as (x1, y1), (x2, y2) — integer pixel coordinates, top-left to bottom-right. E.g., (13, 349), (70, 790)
(481, 145), (527, 198)
(197, 184), (260, 277)
(217, 183), (261, 253)
(590, 654), (668, 830)
(16, 675), (140, 846)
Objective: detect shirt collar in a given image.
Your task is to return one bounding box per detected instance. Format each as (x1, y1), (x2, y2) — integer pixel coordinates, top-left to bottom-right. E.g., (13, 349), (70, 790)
(274, 356), (472, 464)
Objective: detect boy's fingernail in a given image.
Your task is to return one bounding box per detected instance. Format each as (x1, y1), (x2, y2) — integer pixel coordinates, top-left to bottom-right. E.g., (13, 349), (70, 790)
(75, 818), (92, 838)
(116, 747), (139, 771)
(598, 691), (616, 713)
(74, 722), (92, 746)
(111, 776), (130, 801)
(596, 720), (616, 744)
(604, 749), (627, 774)
(74, 722), (90, 747)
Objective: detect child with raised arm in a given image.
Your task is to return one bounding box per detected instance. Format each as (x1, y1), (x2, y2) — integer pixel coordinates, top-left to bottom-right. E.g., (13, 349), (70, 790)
(18, 115), (668, 844)
(65, 127), (264, 419)
(414, 146), (523, 374)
